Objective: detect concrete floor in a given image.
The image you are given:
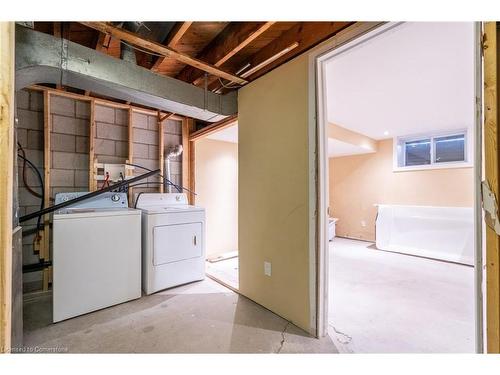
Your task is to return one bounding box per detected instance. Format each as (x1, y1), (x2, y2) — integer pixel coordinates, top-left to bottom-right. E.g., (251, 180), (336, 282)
(329, 237), (475, 353)
(206, 256), (239, 290)
(23, 277), (337, 353)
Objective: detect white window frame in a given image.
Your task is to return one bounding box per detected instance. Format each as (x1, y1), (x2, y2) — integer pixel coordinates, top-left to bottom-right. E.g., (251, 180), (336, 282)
(393, 129), (473, 172)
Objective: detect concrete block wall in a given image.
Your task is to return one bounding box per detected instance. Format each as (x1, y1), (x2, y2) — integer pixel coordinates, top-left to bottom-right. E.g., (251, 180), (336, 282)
(130, 113), (184, 202)
(16, 89), (45, 290)
(16, 89), (186, 290)
(94, 105), (129, 167)
(163, 118), (183, 192)
(131, 112), (161, 199)
(50, 95), (90, 198)
(16, 90), (91, 290)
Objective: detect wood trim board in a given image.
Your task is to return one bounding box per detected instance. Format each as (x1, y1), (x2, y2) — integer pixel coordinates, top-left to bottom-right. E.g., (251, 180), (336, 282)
(484, 21), (500, 353)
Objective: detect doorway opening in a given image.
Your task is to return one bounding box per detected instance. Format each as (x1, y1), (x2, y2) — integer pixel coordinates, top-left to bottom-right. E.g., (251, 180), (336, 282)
(316, 22), (481, 353)
(193, 122), (239, 291)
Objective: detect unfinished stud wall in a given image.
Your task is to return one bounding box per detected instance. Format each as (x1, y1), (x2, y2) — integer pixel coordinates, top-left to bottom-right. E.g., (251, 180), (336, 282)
(50, 96), (90, 198)
(16, 89), (44, 291)
(130, 113), (182, 201)
(163, 118), (183, 191)
(16, 88), (187, 292)
(16, 90), (92, 290)
(131, 112), (161, 198)
(94, 105), (128, 165)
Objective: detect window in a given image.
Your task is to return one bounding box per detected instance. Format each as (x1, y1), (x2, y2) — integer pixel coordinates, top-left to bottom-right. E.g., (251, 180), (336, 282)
(395, 130), (468, 170)
(434, 134), (465, 163)
(405, 139), (431, 166)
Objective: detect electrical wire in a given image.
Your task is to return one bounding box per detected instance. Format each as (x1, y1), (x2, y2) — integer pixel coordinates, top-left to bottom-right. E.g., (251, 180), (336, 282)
(125, 162), (195, 195)
(16, 152), (44, 235)
(100, 172), (110, 189)
(217, 77), (242, 89)
(17, 142), (43, 199)
(126, 162), (197, 210)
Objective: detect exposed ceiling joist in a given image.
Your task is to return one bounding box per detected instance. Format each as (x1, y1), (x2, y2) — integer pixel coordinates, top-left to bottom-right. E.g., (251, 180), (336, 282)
(80, 22), (248, 85)
(96, 32), (111, 52)
(151, 21), (193, 72)
(241, 22), (352, 82)
(176, 21), (275, 85)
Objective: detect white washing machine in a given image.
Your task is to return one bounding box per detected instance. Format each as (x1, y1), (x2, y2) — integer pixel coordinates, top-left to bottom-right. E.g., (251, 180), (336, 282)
(136, 193), (205, 295)
(52, 192), (142, 322)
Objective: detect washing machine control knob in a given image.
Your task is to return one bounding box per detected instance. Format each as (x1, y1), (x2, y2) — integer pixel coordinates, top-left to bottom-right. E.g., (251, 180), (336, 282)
(111, 194), (121, 202)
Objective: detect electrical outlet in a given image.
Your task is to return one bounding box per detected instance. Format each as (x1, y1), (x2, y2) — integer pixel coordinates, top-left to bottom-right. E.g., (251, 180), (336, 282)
(361, 220), (367, 227)
(264, 261), (272, 277)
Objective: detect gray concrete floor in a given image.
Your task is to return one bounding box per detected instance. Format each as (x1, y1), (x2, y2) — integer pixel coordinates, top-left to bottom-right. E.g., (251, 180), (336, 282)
(329, 237), (475, 353)
(23, 277), (338, 353)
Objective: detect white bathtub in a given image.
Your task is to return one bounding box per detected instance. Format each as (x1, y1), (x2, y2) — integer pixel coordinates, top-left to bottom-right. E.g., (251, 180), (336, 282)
(375, 204), (474, 265)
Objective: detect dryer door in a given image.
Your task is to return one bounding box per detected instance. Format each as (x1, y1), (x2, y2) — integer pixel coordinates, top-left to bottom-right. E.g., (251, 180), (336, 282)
(153, 223), (203, 266)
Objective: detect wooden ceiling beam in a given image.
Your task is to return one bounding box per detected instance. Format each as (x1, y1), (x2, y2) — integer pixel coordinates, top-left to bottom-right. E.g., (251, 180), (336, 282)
(176, 22), (275, 85)
(96, 32), (111, 52)
(151, 22), (193, 72)
(53, 22), (61, 38)
(237, 22), (352, 82)
(81, 22), (247, 84)
(208, 22), (352, 93)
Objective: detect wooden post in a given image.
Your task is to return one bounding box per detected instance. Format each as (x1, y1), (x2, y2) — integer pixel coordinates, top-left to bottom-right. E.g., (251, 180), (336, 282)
(0, 21), (14, 354)
(189, 140), (195, 205)
(158, 111), (165, 193)
(128, 108), (134, 203)
(88, 99), (96, 191)
(42, 90), (51, 291)
(182, 118), (190, 191)
(484, 22), (500, 353)
(182, 118), (196, 204)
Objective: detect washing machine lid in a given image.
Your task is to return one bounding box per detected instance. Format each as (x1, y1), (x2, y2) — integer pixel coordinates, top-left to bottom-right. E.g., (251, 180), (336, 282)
(54, 207), (141, 220)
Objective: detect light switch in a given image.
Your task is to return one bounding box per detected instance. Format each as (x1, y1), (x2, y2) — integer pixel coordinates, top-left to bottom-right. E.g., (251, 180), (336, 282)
(264, 261), (272, 277)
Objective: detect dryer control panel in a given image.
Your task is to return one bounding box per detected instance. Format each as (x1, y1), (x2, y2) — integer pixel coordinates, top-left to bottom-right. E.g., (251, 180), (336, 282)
(135, 193), (189, 207)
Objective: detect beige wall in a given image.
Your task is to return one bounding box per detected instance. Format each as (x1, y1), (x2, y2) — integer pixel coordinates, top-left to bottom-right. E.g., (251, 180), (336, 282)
(238, 52), (313, 333)
(329, 138), (474, 241)
(195, 138), (238, 257)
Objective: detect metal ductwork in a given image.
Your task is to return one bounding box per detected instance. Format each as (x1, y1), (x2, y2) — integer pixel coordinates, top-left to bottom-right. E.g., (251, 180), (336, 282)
(119, 22), (141, 64)
(15, 25), (237, 122)
(116, 22), (175, 64)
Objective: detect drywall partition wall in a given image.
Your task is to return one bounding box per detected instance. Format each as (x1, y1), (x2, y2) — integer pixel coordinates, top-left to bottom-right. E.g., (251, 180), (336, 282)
(329, 139), (474, 241)
(195, 138), (238, 257)
(238, 52), (313, 332)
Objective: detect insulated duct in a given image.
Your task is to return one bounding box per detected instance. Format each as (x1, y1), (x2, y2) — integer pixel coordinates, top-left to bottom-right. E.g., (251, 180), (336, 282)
(119, 22), (141, 64)
(15, 25), (237, 122)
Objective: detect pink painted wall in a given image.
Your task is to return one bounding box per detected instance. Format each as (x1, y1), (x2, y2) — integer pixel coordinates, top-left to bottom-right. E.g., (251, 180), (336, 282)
(329, 138), (474, 241)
